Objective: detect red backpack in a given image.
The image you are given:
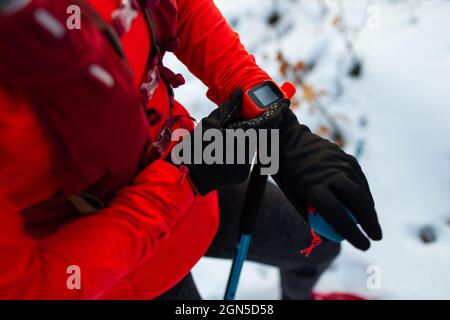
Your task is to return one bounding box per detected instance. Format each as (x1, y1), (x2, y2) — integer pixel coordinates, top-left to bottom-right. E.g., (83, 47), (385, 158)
(0, 0), (156, 236)
(0, 0), (153, 197)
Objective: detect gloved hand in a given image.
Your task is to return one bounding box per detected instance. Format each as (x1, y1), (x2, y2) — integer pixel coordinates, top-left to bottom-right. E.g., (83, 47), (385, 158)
(169, 89), (287, 195)
(272, 109), (382, 250)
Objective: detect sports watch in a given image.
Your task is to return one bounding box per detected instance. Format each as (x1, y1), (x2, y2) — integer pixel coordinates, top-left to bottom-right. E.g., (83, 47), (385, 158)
(241, 81), (296, 119)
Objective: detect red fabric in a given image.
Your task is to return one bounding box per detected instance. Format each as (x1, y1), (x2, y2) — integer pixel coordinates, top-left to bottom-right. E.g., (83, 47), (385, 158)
(0, 0), (273, 299)
(175, 0), (272, 106)
(0, 160), (194, 299)
(312, 292), (367, 300)
(87, 0), (150, 86)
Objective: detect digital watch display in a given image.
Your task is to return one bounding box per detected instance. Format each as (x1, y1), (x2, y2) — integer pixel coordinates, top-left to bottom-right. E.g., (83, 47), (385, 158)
(242, 81), (296, 119)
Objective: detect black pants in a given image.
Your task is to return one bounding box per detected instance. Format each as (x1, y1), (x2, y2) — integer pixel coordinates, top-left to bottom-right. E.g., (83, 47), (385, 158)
(156, 181), (341, 300)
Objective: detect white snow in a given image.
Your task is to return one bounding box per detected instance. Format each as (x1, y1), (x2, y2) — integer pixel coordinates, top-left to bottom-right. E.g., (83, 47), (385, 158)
(165, 0), (450, 300)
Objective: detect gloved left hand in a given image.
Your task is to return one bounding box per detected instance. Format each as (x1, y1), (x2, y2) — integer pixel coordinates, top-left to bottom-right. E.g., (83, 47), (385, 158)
(169, 88), (287, 195)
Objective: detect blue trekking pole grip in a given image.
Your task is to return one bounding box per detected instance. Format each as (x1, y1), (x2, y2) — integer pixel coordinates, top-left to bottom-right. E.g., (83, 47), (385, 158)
(224, 162), (268, 300)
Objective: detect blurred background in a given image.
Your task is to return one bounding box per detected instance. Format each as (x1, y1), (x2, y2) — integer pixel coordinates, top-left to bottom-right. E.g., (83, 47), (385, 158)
(166, 0), (450, 299)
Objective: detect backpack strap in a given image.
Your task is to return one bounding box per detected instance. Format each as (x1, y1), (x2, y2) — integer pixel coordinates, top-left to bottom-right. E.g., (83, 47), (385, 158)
(141, 6), (175, 109)
(72, 0), (130, 70)
(143, 5), (163, 66)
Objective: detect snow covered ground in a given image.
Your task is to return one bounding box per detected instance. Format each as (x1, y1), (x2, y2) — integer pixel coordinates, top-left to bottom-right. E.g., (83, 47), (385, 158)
(165, 0), (450, 299)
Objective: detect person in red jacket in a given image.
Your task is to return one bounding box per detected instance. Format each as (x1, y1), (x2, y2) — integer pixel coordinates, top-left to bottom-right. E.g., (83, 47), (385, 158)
(0, 0), (381, 300)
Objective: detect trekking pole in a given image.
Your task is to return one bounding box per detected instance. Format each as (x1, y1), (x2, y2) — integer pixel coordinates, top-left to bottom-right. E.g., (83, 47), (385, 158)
(224, 161), (268, 300)
(223, 81), (296, 300)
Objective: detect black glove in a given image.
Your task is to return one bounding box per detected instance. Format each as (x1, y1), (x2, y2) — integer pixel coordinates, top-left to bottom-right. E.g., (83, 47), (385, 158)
(169, 89), (287, 195)
(272, 109), (382, 250)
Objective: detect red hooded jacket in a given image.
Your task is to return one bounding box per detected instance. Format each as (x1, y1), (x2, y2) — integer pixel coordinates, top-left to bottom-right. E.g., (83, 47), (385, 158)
(0, 0), (271, 299)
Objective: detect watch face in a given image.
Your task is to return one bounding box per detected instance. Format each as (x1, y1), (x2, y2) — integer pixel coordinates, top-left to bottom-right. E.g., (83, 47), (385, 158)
(248, 82), (284, 109)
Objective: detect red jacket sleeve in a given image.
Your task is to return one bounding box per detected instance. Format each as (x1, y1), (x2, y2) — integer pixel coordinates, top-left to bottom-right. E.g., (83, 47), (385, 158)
(175, 0), (271, 106)
(0, 160), (194, 299)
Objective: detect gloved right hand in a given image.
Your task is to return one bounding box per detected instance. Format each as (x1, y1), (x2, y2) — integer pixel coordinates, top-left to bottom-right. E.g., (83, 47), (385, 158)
(272, 109), (382, 250)
(169, 89), (287, 195)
